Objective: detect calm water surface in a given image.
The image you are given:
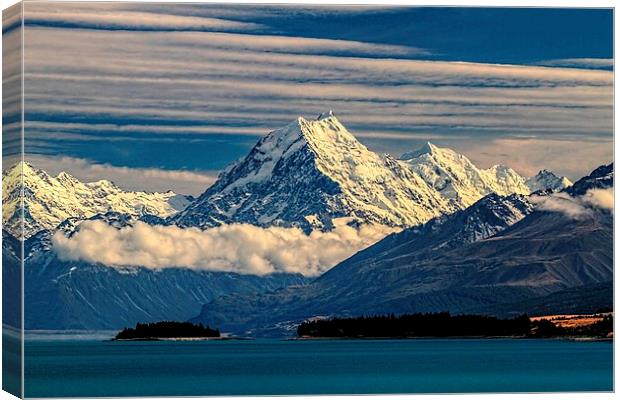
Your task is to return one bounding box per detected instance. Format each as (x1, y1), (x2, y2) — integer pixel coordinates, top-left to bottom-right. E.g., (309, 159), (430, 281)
(24, 338), (613, 397)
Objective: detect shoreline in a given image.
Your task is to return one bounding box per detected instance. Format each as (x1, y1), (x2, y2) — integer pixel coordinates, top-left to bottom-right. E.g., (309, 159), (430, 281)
(291, 335), (612, 341)
(111, 336), (252, 342)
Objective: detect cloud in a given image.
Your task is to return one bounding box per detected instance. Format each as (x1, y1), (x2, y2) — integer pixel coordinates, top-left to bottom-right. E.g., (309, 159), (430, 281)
(26, 155), (217, 196)
(531, 188), (614, 218)
(23, 28), (612, 132)
(25, 120), (267, 138)
(19, 8), (613, 182)
(459, 137), (613, 181)
(25, 7), (264, 32)
(537, 58), (613, 70)
(24, 28), (612, 88)
(25, 7), (423, 57)
(531, 192), (590, 219)
(52, 220), (396, 276)
(23, 3), (401, 35)
(166, 31), (427, 57)
(582, 188), (614, 211)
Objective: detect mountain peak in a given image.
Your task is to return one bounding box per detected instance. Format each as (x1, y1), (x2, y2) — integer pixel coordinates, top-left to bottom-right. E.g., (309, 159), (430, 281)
(87, 179), (122, 192)
(533, 169), (562, 180)
(526, 169), (572, 193)
(317, 110), (335, 120)
(6, 161), (47, 180)
(269, 112), (349, 150)
(21, 160), (37, 174)
(566, 163), (612, 196)
(400, 143), (531, 208)
(56, 171), (81, 186)
(488, 164), (511, 173)
(399, 141), (442, 160)
(300, 112), (358, 146)
(4, 161), (54, 192)
(174, 116), (452, 231)
(2, 162), (190, 238)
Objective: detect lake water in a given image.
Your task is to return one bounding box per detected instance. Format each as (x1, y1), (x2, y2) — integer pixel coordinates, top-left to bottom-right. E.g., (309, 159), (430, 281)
(24, 338), (612, 397)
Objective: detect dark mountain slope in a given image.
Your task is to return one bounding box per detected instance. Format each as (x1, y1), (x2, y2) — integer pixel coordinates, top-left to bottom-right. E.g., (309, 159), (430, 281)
(567, 163), (613, 196)
(17, 213), (307, 330)
(194, 165), (613, 336)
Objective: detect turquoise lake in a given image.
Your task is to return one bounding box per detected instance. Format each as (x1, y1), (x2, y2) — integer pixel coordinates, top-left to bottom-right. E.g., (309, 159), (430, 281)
(24, 338), (613, 397)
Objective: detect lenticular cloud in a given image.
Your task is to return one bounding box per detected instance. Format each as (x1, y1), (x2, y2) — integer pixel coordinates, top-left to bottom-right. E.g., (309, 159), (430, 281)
(52, 220), (396, 276)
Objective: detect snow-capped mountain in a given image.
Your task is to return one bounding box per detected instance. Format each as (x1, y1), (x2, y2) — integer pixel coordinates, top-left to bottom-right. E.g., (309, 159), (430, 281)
(174, 112), (453, 231)
(400, 142), (533, 209)
(526, 169), (572, 193)
(567, 163), (613, 196)
(194, 165), (613, 336)
(2, 162), (192, 238)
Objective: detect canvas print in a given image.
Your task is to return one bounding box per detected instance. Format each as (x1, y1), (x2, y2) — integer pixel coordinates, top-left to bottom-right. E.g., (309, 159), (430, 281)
(1, 2), (614, 398)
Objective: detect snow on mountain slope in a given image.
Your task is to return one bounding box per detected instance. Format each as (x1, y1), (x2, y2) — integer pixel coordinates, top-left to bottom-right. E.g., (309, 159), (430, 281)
(2, 162), (192, 238)
(400, 142), (532, 209)
(320, 192), (535, 284)
(174, 112), (453, 231)
(566, 163), (613, 196)
(194, 167), (613, 336)
(526, 170), (572, 193)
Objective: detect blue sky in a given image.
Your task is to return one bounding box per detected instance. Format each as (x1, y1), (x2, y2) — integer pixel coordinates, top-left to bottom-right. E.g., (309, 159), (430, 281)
(6, 4), (613, 195)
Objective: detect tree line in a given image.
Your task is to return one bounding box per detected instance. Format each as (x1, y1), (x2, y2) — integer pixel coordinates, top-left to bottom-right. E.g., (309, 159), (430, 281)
(115, 321), (220, 340)
(297, 312), (613, 338)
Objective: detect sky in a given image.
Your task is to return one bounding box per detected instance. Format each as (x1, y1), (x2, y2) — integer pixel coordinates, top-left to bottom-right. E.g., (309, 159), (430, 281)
(5, 3), (614, 195)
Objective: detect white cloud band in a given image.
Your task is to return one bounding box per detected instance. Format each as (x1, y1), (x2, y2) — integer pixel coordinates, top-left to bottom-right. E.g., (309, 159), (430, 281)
(531, 188), (614, 219)
(52, 221), (396, 276)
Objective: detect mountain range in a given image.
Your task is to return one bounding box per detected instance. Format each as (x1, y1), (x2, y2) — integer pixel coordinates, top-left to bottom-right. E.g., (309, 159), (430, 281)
(174, 112), (570, 232)
(192, 168), (612, 336)
(2, 112), (609, 332)
(3, 162), (192, 238)
(5, 113), (570, 239)
(174, 112), (452, 232)
(403, 142), (528, 207)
